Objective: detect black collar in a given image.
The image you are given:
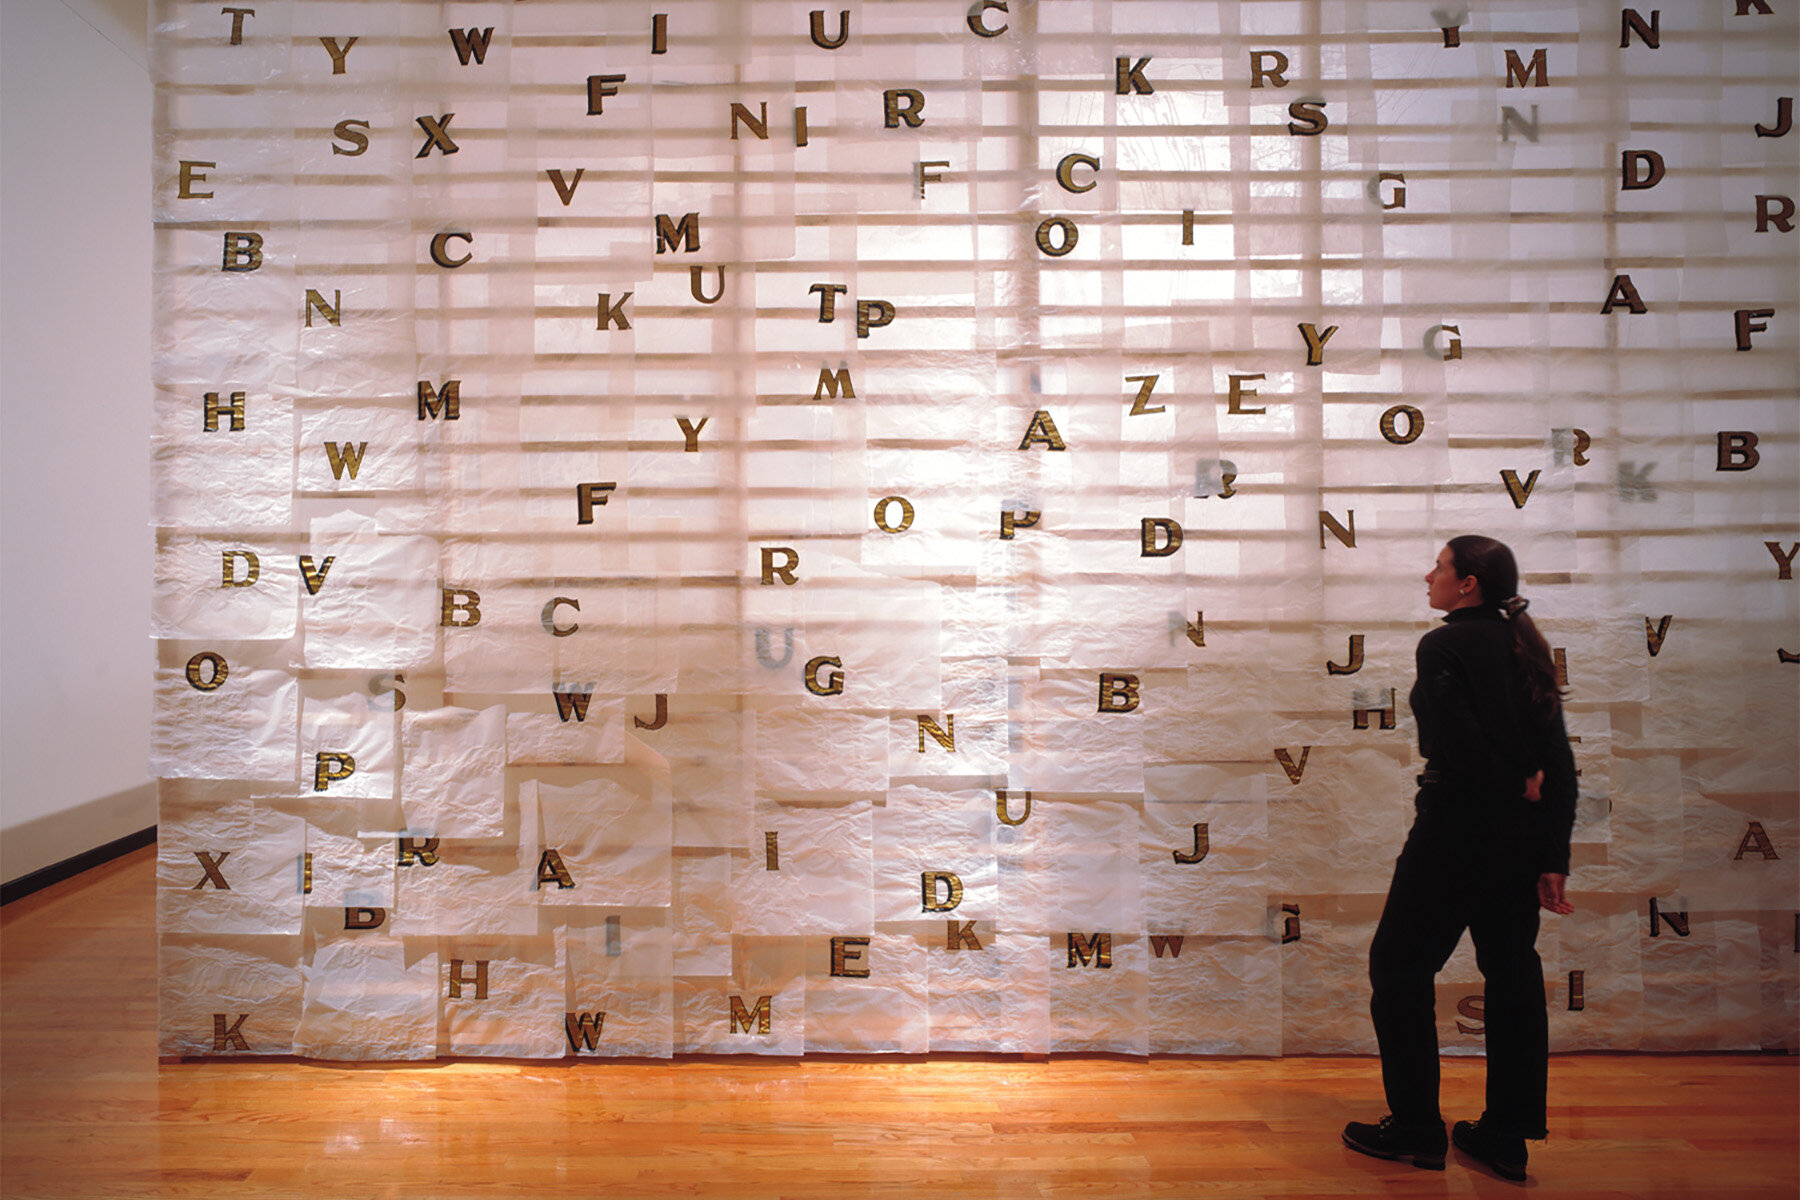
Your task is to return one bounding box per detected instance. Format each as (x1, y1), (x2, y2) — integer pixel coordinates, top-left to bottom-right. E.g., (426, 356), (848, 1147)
(1442, 605), (1501, 624)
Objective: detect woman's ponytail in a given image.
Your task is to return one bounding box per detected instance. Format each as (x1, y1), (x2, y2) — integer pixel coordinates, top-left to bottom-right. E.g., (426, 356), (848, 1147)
(1445, 534), (1565, 720)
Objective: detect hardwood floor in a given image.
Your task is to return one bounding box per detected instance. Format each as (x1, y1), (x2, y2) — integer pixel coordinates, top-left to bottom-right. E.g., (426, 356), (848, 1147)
(3, 846), (1794, 1199)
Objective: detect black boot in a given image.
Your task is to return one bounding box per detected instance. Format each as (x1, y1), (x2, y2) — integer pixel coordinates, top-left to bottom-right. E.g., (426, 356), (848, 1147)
(1342, 1115), (1447, 1170)
(1452, 1116), (1528, 1181)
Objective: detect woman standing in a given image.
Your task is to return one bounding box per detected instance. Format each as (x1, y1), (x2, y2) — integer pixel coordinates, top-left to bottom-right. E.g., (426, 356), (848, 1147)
(1342, 536), (1578, 1182)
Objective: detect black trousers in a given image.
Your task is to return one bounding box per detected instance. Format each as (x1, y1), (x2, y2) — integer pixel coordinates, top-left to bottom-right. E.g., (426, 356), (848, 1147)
(1368, 820), (1549, 1139)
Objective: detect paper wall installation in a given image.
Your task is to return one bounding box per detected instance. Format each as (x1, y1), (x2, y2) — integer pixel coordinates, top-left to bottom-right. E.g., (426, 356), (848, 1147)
(152, 0), (1798, 1059)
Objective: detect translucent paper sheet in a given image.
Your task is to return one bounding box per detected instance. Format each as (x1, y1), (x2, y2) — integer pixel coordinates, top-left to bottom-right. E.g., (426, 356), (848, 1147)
(155, 1), (1797, 1059)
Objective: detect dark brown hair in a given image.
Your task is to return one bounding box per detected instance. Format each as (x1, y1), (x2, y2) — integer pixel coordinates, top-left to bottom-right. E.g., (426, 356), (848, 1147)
(1446, 534), (1564, 720)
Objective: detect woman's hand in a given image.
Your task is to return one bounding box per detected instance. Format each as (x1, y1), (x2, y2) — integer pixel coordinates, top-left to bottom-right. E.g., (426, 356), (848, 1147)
(1537, 873), (1573, 915)
(1523, 769), (1544, 803)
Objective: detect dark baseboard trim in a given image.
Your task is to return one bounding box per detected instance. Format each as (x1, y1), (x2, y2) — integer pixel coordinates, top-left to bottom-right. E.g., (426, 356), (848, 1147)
(1, 826), (157, 906)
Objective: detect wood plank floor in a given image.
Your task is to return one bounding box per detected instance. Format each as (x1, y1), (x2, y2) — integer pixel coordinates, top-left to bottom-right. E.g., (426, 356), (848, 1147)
(2, 846), (1794, 1200)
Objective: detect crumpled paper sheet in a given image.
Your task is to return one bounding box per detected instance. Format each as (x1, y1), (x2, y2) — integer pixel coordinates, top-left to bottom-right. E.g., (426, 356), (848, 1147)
(152, 661), (299, 783)
(1278, 894), (1383, 1055)
(153, 533), (298, 641)
(871, 786), (1001, 924)
(927, 930), (1051, 1055)
(803, 931), (929, 1054)
(440, 934), (566, 1058)
(507, 701), (627, 766)
(392, 798), (538, 938)
(293, 908), (438, 1061)
(1050, 931), (1150, 1055)
(158, 784), (305, 935)
(676, 936), (806, 1055)
(527, 777), (671, 908)
(400, 705), (506, 837)
(564, 911), (676, 1058)
(731, 797), (873, 935)
(1147, 934), (1283, 1055)
(300, 691), (397, 800)
(299, 514), (439, 670)
(159, 934), (304, 1057)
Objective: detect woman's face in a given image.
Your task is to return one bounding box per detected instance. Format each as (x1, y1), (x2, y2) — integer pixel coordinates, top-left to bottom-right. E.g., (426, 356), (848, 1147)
(1426, 545), (1479, 612)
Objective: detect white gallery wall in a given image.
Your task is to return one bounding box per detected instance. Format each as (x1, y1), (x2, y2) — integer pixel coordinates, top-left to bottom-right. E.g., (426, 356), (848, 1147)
(0, 0), (155, 884)
(145, 0), (1796, 1059)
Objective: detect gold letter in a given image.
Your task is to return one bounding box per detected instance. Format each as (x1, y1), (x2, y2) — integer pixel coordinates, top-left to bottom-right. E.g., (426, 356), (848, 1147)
(332, 120), (370, 156)
(996, 789), (1032, 826)
(917, 714), (955, 753)
(729, 101), (768, 140)
(418, 379), (460, 420)
(761, 546), (799, 585)
(1018, 410), (1067, 450)
(1275, 746), (1311, 785)
(1319, 510), (1356, 548)
(211, 1013), (249, 1051)
(729, 995), (772, 1034)
(1227, 373), (1266, 415)
(1000, 509), (1040, 539)
(320, 36), (358, 75)
(1172, 823), (1209, 864)
(537, 849), (577, 889)
(1766, 541), (1798, 579)
(221, 232), (262, 272)
(587, 75), (626, 115)
(192, 850), (231, 890)
(313, 752), (355, 792)
(1035, 216), (1078, 256)
(441, 588), (481, 627)
(1057, 153), (1100, 194)
(921, 872), (964, 912)
(809, 10), (850, 50)
(1250, 50), (1289, 88)
(546, 168), (585, 206)
(883, 89), (925, 128)
(447, 959), (489, 1000)
(1380, 404), (1423, 444)
(1115, 57), (1153, 95)
(967, 1), (1008, 38)
(856, 300), (895, 337)
(221, 8), (254, 45)
(577, 482), (618, 524)
(1067, 932), (1113, 968)
(829, 936), (870, 978)
(1125, 374), (1163, 416)
(1734, 821), (1780, 861)
(221, 549), (259, 588)
(1327, 634), (1364, 675)
(186, 651), (229, 692)
(597, 292), (632, 330)
(1717, 432), (1760, 471)
(1098, 673), (1140, 713)
(542, 597), (580, 637)
(804, 656), (844, 696)
(178, 160), (215, 199)
(1298, 322), (1338, 365)
(429, 231), (473, 268)
(1501, 468), (1541, 509)
(873, 496), (914, 533)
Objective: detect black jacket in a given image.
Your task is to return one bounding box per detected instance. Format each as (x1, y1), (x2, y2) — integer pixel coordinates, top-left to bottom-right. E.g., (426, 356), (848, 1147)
(1409, 606), (1578, 876)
